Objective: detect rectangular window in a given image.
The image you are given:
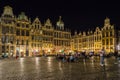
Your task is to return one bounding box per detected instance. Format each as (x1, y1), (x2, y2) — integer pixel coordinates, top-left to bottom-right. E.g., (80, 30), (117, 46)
(110, 39), (113, 45)
(17, 23), (20, 27)
(106, 32), (109, 37)
(26, 40), (28, 45)
(22, 40), (24, 45)
(102, 40), (105, 45)
(110, 31), (113, 36)
(106, 39), (109, 45)
(26, 30), (29, 36)
(102, 32), (105, 37)
(16, 29), (20, 36)
(21, 30), (24, 36)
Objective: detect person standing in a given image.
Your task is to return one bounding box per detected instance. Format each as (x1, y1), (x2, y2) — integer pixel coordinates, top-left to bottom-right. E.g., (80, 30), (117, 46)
(16, 50), (19, 59)
(118, 51), (120, 62)
(100, 48), (105, 66)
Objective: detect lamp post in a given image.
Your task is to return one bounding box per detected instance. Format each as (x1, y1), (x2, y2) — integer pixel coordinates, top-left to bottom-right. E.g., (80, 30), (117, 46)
(117, 45), (120, 53)
(4, 33), (6, 54)
(40, 43), (42, 56)
(3, 32), (6, 57)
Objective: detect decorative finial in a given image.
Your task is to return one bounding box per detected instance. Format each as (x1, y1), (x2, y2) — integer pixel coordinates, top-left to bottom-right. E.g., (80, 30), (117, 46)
(59, 16), (62, 21)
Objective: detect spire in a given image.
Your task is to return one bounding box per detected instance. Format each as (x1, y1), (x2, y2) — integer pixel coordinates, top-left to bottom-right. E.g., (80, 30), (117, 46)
(56, 16), (64, 30)
(75, 31), (77, 35)
(90, 31), (93, 34)
(79, 32), (82, 35)
(87, 31), (90, 35)
(83, 32), (86, 36)
(59, 16), (62, 21)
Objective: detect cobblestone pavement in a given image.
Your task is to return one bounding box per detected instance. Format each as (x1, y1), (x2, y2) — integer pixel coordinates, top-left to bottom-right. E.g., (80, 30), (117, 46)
(0, 57), (120, 80)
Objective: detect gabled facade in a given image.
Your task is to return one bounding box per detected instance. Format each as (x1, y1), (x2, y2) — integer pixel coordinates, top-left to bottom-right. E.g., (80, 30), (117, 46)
(0, 6), (16, 56)
(16, 12), (31, 56)
(54, 16), (71, 53)
(72, 17), (118, 54)
(0, 6), (71, 56)
(30, 17), (42, 56)
(101, 17), (116, 53)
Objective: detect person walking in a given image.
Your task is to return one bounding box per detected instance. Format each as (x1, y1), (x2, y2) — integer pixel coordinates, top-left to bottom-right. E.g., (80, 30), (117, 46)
(114, 51), (118, 64)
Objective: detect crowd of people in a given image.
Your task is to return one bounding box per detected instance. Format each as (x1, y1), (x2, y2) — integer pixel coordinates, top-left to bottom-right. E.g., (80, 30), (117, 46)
(55, 48), (120, 66)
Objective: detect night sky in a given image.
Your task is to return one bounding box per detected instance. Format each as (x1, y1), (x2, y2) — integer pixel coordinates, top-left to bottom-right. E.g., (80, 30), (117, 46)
(0, 0), (120, 34)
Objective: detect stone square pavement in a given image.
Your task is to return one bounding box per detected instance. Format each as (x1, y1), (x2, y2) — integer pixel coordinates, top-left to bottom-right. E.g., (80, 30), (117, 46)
(0, 57), (120, 80)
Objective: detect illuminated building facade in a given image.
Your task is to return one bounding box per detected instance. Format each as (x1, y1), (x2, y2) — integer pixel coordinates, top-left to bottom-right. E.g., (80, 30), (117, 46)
(30, 17), (43, 56)
(101, 18), (116, 53)
(16, 12), (31, 57)
(30, 16), (71, 56)
(72, 17), (118, 54)
(0, 6), (71, 56)
(117, 31), (120, 52)
(0, 5), (119, 57)
(0, 6), (16, 56)
(54, 16), (71, 54)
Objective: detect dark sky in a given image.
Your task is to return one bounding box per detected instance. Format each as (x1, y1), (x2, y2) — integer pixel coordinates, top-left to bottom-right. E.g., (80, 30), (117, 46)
(0, 0), (120, 33)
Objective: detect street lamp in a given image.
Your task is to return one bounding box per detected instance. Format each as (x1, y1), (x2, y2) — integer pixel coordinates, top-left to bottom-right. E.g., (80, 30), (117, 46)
(4, 33), (6, 53)
(40, 41), (43, 56)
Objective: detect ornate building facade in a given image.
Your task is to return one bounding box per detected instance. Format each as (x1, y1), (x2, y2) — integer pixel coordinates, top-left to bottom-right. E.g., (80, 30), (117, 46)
(0, 5), (119, 56)
(16, 12), (31, 57)
(0, 6), (71, 56)
(0, 6), (16, 56)
(71, 17), (118, 54)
